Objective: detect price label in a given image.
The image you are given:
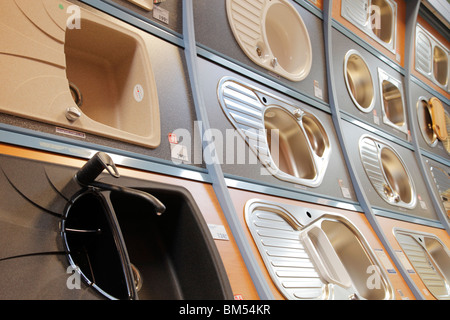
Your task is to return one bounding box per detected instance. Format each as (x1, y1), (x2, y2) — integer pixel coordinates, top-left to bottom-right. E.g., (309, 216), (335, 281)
(153, 6), (169, 25)
(208, 224), (229, 241)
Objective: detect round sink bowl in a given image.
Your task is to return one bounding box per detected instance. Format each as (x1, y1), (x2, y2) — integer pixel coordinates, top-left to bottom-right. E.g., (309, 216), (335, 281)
(344, 50), (375, 113)
(227, 0), (312, 81)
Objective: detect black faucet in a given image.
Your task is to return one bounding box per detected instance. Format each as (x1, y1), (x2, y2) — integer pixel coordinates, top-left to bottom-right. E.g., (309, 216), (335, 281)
(75, 152), (166, 215)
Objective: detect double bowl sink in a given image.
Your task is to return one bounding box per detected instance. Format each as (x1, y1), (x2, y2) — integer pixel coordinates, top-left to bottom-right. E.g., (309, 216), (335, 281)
(245, 199), (394, 300)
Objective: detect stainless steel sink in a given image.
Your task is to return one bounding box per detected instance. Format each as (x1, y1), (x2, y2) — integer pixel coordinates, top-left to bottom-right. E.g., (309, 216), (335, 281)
(377, 68), (408, 134)
(245, 199), (394, 300)
(359, 135), (416, 209)
(394, 228), (450, 300)
(341, 0), (397, 53)
(344, 50), (375, 113)
(415, 24), (449, 91)
(218, 77), (331, 187)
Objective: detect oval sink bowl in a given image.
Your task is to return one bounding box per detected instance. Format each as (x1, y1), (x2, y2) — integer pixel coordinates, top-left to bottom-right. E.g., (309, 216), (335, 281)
(394, 229), (450, 300)
(245, 199), (394, 300)
(344, 50), (375, 113)
(416, 97), (438, 147)
(218, 78), (331, 188)
(359, 135), (416, 209)
(0, 0), (160, 148)
(62, 185), (233, 300)
(226, 0), (312, 81)
(377, 68), (408, 133)
(341, 0), (397, 52)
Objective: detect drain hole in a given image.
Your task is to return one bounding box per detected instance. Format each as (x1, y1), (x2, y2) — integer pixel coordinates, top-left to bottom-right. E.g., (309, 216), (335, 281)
(262, 97), (267, 104)
(69, 82), (83, 107)
(306, 211), (312, 218)
(131, 263), (143, 292)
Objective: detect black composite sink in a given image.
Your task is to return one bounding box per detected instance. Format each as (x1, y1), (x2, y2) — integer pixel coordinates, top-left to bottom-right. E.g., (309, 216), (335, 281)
(62, 183), (233, 300)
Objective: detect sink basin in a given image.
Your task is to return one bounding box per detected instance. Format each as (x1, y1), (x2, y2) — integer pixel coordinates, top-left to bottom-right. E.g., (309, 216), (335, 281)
(245, 199), (394, 300)
(415, 24), (449, 91)
(62, 185), (233, 300)
(416, 97), (438, 147)
(394, 228), (450, 300)
(218, 77), (331, 187)
(226, 0), (312, 81)
(433, 45), (449, 87)
(344, 50), (375, 113)
(0, 0), (160, 148)
(341, 0), (397, 52)
(359, 135), (416, 209)
(377, 68), (408, 134)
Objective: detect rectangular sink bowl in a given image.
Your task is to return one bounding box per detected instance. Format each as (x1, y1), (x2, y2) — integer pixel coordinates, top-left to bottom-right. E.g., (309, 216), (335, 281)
(377, 68), (408, 134)
(245, 199), (394, 300)
(341, 0), (397, 53)
(62, 184), (233, 300)
(394, 228), (450, 300)
(0, 0), (160, 147)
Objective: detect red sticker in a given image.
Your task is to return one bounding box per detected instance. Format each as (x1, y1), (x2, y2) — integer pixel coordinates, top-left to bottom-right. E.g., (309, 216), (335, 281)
(168, 133), (178, 144)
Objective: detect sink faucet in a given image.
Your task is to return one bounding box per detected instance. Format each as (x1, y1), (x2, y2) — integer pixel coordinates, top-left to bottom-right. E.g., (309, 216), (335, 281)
(75, 152), (166, 215)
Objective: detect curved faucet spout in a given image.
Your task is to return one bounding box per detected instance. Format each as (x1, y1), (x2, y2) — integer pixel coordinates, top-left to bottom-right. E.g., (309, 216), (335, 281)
(75, 152), (166, 215)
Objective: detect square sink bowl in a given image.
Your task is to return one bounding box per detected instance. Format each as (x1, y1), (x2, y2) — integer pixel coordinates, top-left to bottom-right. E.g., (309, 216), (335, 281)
(0, 0), (160, 148)
(62, 184), (233, 300)
(377, 68), (408, 134)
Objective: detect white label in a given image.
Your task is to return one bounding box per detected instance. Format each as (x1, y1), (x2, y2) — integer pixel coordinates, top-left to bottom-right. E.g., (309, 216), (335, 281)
(170, 143), (189, 162)
(395, 250), (415, 273)
(208, 224), (229, 241)
(314, 80), (323, 100)
(56, 127), (86, 139)
(133, 84), (144, 102)
(374, 248), (396, 274)
(153, 6), (169, 25)
(373, 109), (380, 125)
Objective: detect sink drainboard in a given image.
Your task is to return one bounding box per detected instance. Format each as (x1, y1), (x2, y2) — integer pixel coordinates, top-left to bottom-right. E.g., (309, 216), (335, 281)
(245, 199), (394, 300)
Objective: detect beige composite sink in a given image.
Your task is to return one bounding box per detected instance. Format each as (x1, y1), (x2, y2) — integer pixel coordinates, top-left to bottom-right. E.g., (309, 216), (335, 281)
(0, 0), (160, 148)
(341, 0), (397, 53)
(377, 68), (408, 134)
(218, 78), (331, 187)
(245, 199), (394, 300)
(226, 0), (312, 81)
(344, 50), (375, 113)
(394, 229), (450, 300)
(359, 135), (416, 209)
